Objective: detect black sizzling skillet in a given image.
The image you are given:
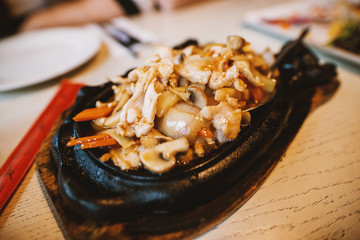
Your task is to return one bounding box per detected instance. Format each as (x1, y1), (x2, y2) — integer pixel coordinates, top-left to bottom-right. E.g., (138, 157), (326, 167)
(49, 33), (339, 239)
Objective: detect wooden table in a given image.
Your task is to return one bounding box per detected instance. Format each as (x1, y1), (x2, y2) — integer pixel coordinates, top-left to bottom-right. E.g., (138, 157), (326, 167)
(1, 0), (360, 239)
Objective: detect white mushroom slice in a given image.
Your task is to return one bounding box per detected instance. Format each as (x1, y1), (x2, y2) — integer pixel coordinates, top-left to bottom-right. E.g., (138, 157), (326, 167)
(140, 137), (189, 173)
(226, 35), (245, 50)
(173, 52), (185, 65)
(154, 137), (189, 159)
(140, 149), (176, 173)
(187, 85), (207, 109)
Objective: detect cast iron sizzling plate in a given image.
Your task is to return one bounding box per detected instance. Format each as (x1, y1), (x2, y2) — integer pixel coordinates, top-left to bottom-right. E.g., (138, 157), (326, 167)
(49, 38), (339, 239)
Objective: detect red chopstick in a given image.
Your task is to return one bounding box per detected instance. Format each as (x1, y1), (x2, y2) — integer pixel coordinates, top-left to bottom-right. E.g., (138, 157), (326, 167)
(0, 80), (84, 211)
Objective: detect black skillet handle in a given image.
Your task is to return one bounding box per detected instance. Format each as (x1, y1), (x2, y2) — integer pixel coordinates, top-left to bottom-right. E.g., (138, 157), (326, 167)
(274, 28), (337, 90)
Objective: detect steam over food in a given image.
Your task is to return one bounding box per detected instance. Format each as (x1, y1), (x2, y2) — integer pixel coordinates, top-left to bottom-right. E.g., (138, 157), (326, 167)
(67, 36), (276, 173)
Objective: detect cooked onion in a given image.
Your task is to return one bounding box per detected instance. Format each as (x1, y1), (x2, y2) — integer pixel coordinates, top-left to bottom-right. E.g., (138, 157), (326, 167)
(101, 129), (135, 149)
(156, 90), (180, 118)
(187, 115), (210, 143)
(162, 103), (199, 139)
(173, 102), (199, 113)
(214, 87), (242, 101)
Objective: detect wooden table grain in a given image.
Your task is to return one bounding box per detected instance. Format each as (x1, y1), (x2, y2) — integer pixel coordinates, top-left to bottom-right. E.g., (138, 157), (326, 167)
(1, 0), (360, 239)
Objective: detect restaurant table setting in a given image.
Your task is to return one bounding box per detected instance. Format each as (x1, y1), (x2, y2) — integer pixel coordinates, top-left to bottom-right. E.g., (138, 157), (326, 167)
(1, 0), (360, 239)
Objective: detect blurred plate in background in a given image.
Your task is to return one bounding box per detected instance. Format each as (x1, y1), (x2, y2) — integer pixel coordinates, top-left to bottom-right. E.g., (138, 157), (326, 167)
(0, 27), (101, 92)
(243, 0), (360, 65)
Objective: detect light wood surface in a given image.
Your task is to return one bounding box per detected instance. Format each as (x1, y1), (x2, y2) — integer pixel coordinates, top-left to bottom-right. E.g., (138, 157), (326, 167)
(1, 0), (360, 239)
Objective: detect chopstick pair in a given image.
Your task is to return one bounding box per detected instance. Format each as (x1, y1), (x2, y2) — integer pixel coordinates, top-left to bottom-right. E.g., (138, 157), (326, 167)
(0, 80), (84, 212)
(101, 22), (142, 57)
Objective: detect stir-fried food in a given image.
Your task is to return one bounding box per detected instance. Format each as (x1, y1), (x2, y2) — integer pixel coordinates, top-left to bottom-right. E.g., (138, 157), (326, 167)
(68, 36), (276, 173)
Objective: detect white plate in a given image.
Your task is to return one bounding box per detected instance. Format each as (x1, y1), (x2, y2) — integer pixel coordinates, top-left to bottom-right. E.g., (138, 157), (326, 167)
(0, 27), (101, 92)
(243, 0), (360, 65)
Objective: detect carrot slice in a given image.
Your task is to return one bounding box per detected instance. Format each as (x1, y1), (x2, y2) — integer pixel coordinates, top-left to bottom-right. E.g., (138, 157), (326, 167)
(66, 134), (110, 147)
(80, 137), (118, 149)
(72, 106), (114, 122)
(249, 86), (263, 103)
(198, 127), (214, 138)
(66, 133), (118, 149)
